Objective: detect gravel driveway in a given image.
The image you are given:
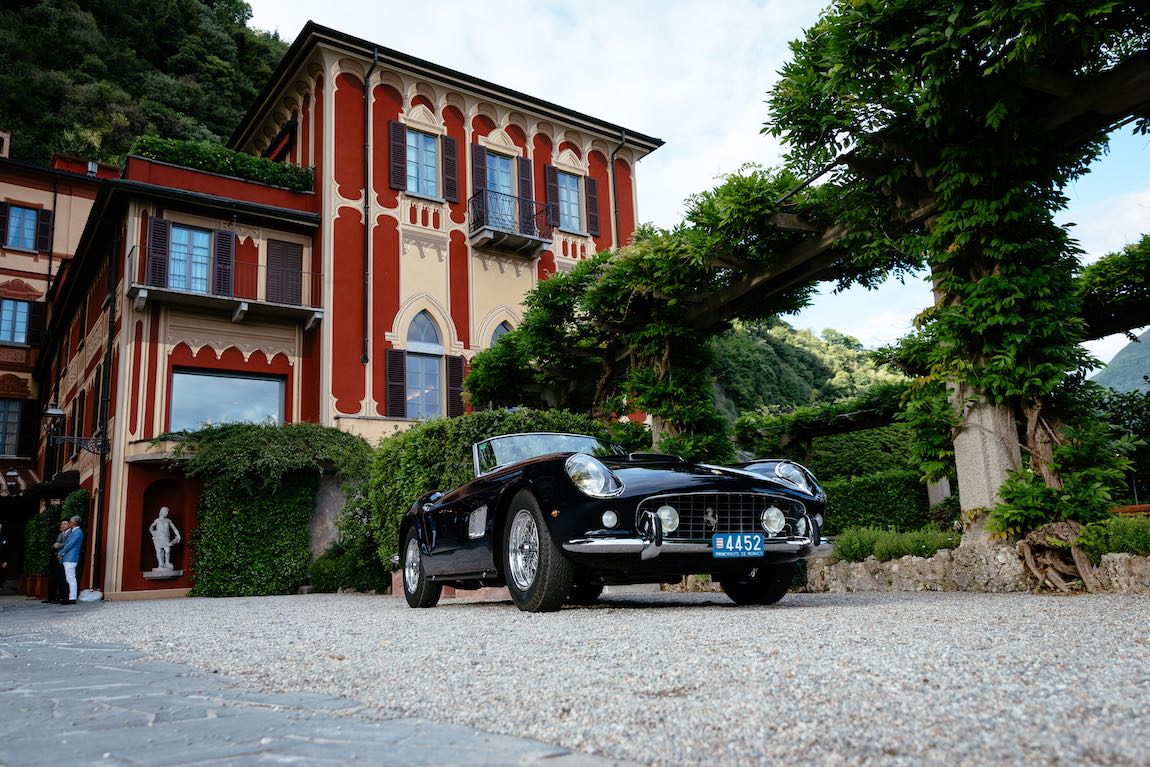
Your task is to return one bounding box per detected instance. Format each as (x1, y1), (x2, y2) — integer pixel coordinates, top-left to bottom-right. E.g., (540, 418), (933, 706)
(47, 591), (1150, 766)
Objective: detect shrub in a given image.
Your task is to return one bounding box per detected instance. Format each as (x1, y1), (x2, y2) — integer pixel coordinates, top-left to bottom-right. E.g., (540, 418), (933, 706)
(23, 508), (60, 576)
(833, 524), (959, 563)
(129, 135), (315, 192)
(1078, 515), (1150, 565)
(368, 409), (645, 568)
(820, 468), (931, 535)
(805, 424), (916, 478)
(309, 506), (392, 594)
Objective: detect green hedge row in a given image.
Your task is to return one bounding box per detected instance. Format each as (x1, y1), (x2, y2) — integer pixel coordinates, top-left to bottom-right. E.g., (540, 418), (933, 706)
(1078, 515), (1150, 564)
(821, 468), (931, 536)
(832, 524), (960, 563)
(367, 409), (647, 568)
(129, 136), (314, 192)
(805, 424), (915, 478)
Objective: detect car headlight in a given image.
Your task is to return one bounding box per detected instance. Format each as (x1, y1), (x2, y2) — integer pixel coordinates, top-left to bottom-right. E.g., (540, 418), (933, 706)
(775, 462), (813, 495)
(566, 453), (623, 498)
(761, 505), (786, 535)
(655, 504), (680, 533)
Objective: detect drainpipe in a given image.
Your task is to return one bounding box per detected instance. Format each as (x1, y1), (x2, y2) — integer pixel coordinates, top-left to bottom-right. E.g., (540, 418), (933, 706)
(362, 49), (380, 365)
(609, 129), (628, 249)
(47, 175), (59, 291)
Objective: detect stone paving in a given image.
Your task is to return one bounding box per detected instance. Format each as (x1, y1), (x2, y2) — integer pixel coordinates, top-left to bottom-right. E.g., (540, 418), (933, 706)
(0, 596), (630, 767)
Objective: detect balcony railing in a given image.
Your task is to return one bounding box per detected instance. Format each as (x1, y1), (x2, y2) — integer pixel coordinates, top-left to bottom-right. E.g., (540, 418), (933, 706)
(129, 249), (323, 327)
(468, 190), (553, 255)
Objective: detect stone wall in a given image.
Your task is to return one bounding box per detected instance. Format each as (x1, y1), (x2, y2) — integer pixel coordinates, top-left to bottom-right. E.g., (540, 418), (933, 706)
(805, 543), (1150, 595)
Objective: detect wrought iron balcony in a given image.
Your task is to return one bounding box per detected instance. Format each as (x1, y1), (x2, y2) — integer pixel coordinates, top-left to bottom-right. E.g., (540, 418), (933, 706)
(468, 190), (553, 255)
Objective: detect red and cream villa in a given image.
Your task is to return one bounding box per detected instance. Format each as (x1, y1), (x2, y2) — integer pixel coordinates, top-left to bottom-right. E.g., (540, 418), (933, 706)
(0, 23), (661, 599)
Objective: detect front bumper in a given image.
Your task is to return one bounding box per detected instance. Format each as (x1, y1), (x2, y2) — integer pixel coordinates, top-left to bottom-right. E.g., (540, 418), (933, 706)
(562, 536), (817, 557)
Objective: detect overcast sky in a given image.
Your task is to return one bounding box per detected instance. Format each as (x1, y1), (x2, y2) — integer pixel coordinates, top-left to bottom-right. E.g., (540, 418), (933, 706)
(247, 0), (1149, 365)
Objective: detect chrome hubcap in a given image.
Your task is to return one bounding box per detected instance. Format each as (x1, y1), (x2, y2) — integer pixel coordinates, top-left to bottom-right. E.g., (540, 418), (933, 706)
(508, 509), (539, 591)
(404, 537), (421, 594)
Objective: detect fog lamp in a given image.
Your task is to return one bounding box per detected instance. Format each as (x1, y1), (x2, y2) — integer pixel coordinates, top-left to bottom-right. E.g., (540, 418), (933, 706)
(656, 504), (680, 533)
(761, 505), (785, 535)
(796, 515), (809, 537)
(602, 510), (618, 528)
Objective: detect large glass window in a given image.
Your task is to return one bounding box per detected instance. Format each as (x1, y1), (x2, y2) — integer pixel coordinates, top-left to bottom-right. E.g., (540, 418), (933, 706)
(0, 399), (20, 455)
(169, 225), (212, 293)
(169, 371), (283, 431)
(406, 311), (443, 420)
(0, 299), (29, 344)
(557, 172), (582, 231)
(406, 130), (439, 197)
(4, 206), (37, 250)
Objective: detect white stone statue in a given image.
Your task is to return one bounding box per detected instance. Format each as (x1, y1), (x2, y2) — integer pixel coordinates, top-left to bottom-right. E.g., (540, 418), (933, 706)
(149, 507), (181, 570)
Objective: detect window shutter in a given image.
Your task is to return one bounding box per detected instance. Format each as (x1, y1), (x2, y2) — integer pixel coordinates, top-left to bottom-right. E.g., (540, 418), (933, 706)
(0, 203), (7, 245)
(147, 217), (171, 287)
(471, 145), (487, 227)
(516, 156), (534, 236)
(212, 229), (234, 297)
(544, 164), (560, 228)
(18, 398), (37, 458)
(446, 355), (465, 418)
(389, 121), (407, 190)
(36, 208), (54, 253)
(442, 135), (458, 203)
(266, 239), (284, 303)
(26, 301), (46, 346)
(585, 177), (600, 237)
(385, 348), (407, 418)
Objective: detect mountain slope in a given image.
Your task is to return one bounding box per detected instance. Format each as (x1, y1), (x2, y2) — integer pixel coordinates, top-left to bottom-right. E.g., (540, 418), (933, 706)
(1092, 330), (1150, 393)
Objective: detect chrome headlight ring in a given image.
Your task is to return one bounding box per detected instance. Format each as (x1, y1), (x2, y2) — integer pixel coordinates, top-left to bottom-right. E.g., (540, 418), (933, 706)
(565, 453), (624, 498)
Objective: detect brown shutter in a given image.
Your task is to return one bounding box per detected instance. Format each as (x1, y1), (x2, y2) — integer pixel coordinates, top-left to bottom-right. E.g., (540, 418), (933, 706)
(446, 355), (465, 418)
(389, 121), (407, 190)
(283, 241), (302, 305)
(36, 208), (54, 253)
(544, 165), (560, 228)
(147, 217), (171, 287)
(442, 135), (458, 203)
(516, 156), (534, 236)
(470, 145), (487, 227)
(0, 203), (7, 245)
(26, 301), (46, 346)
(385, 348), (407, 418)
(266, 239), (284, 303)
(585, 177), (600, 237)
(212, 229), (234, 297)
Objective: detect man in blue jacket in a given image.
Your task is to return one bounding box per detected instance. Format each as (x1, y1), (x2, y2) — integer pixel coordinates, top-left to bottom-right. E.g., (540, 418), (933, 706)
(58, 516), (83, 605)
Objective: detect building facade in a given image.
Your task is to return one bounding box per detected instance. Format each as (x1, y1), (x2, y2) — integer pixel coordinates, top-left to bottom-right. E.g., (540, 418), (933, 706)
(0, 23), (660, 599)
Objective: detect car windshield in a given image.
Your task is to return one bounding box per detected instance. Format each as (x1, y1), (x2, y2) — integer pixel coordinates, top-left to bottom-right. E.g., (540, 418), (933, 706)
(474, 433), (618, 475)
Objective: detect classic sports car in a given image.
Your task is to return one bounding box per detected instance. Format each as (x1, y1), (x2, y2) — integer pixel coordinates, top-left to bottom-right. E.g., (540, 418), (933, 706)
(397, 433), (827, 612)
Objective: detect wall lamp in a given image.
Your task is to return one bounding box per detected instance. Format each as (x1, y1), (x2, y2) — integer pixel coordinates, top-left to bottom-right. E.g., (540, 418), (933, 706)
(43, 401), (110, 455)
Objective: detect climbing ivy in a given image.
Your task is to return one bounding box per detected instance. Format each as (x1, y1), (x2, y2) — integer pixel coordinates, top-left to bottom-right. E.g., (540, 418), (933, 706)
(163, 423), (371, 597)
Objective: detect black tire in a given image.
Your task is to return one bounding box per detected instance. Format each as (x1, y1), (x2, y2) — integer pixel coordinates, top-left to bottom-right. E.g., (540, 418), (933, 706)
(568, 580), (604, 605)
(719, 563), (797, 606)
(503, 490), (574, 612)
(401, 526), (442, 608)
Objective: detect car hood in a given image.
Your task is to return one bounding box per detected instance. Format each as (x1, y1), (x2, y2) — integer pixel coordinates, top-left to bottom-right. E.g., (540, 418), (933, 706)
(602, 456), (815, 500)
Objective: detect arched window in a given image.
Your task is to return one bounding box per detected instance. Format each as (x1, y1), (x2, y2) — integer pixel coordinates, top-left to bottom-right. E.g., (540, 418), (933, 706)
(406, 311), (442, 419)
(491, 321), (512, 347)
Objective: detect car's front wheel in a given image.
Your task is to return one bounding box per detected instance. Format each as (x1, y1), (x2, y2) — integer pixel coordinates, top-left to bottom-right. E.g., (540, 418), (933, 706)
(503, 491), (574, 612)
(402, 526), (442, 608)
(719, 563), (796, 606)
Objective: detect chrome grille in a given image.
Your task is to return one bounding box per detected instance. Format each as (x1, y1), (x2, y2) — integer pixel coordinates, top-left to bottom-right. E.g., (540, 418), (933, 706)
(635, 493), (806, 541)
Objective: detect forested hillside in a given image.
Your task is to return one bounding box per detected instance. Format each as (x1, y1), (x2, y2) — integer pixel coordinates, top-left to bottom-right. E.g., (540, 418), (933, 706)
(711, 320), (904, 418)
(1093, 330), (1150, 393)
(0, 0), (286, 164)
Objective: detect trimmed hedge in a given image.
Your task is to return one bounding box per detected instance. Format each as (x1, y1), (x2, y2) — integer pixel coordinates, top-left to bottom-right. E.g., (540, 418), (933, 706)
(821, 468), (931, 535)
(805, 424), (915, 478)
(1078, 515), (1150, 565)
(833, 525), (960, 563)
(22, 489), (89, 575)
(129, 136), (314, 192)
(368, 409), (649, 568)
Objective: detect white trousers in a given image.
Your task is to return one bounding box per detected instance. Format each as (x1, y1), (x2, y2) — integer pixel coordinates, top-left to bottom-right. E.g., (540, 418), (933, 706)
(63, 561), (77, 600)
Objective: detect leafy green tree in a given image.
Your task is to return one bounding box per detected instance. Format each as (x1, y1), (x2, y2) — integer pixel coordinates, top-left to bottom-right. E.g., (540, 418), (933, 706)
(768, 0), (1150, 532)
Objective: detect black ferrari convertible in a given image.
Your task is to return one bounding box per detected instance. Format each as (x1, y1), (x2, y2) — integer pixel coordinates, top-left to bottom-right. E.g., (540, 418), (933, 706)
(397, 432), (827, 612)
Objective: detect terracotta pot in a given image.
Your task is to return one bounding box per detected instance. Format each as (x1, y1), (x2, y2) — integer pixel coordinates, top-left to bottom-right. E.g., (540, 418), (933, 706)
(20, 573), (47, 599)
